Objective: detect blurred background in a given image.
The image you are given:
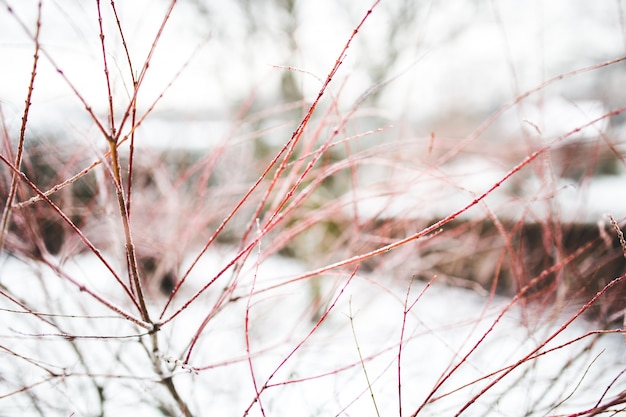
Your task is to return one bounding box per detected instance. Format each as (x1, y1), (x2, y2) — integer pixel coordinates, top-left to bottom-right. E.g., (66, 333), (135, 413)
(2, 0), (625, 136)
(1, 0), (625, 285)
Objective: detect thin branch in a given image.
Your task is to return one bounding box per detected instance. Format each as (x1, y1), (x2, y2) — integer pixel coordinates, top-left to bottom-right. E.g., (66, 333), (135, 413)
(0, 0), (42, 252)
(0, 153), (139, 309)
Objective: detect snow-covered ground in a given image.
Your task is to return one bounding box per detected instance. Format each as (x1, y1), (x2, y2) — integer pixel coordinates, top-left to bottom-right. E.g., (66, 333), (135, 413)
(1, 250), (625, 416)
(1, 1), (626, 416)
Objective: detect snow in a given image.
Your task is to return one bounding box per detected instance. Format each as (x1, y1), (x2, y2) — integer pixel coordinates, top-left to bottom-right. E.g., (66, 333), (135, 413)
(1, 252), (624, 416)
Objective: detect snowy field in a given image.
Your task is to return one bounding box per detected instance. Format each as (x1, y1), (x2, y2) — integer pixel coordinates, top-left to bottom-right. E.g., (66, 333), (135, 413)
(1, 1), (626, 416)
(1, 250), (625, 416)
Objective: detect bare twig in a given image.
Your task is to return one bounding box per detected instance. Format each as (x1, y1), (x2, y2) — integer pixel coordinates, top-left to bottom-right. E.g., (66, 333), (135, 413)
(0, 0), (42, 252)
